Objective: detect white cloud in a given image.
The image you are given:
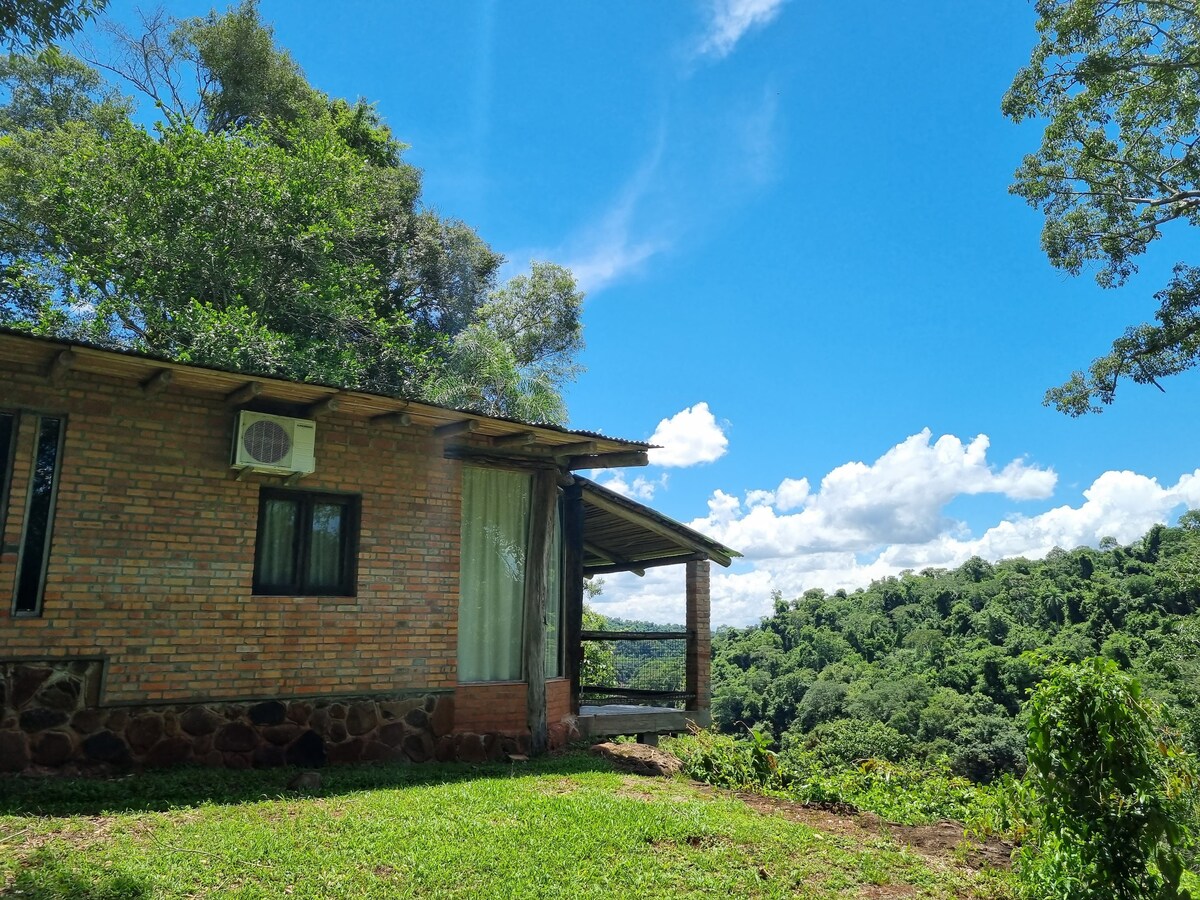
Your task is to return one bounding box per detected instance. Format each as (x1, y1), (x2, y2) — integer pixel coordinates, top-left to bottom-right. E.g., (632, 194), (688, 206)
(586, 432), (1200, 628)
(690, 430), (1055, 559)
(695, 0), (789, 60)
(596, 471), (669, 502)
(647, 402), (729, 468)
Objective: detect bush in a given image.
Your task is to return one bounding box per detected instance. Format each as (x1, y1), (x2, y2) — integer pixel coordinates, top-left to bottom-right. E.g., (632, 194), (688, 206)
(1019, 657), (1197, 900)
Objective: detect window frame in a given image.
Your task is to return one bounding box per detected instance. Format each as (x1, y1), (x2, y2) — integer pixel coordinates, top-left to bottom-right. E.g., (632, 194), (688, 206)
(12, 412), (66, 617)
(0, 409), (16, 539)
(252, 488), (360, 597)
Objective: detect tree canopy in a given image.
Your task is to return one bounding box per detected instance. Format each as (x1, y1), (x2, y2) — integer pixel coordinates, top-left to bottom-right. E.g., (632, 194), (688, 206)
(1005, 0), (1200, 415)
(0, 0), (105, 50)
(0, 1), (583, 422)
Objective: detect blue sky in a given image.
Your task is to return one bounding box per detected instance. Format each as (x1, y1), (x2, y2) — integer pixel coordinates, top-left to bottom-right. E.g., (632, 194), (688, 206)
(90, 1), (1200, 625)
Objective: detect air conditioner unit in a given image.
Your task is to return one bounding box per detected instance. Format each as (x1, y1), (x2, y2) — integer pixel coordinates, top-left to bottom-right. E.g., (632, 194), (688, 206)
(231, 411), (317, 476)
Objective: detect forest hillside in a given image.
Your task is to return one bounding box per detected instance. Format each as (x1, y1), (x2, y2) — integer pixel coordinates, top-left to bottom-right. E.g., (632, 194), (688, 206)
(705, 514), (1200, 782)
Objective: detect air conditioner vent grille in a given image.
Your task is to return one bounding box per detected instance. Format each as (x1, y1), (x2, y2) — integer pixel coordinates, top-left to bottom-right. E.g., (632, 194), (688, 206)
(242, 419), (291, 464)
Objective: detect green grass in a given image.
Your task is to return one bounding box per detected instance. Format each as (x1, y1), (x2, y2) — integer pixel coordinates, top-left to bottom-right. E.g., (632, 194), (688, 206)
(1, 753), (1013, 899)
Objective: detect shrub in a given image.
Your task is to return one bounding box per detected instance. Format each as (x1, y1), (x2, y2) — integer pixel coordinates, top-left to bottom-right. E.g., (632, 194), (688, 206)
(1019, 657), (1197, 900)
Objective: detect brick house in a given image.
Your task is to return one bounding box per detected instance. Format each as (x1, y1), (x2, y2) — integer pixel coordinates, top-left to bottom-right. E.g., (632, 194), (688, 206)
(0, 330), (735, 772)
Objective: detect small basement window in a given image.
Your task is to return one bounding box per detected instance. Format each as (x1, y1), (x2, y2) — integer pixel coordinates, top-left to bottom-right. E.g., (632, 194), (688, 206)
(254, 489), (359, 596)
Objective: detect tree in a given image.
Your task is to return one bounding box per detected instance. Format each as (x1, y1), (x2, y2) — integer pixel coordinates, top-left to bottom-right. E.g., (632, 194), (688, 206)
(1, 0), (105, 50)
(1005, 1), (1200, 414)
(0, 1), (585, 421)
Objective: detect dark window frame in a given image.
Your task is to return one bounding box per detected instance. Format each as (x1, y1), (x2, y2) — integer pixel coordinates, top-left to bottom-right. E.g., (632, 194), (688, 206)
(253, 488), (360, 597)
(0, 409), (16, 539)
(12, 413), (66, 617)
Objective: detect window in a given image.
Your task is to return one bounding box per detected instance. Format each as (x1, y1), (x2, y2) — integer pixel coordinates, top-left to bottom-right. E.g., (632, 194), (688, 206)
(13, 415), (65, 616)
(254, 489), (359, 596)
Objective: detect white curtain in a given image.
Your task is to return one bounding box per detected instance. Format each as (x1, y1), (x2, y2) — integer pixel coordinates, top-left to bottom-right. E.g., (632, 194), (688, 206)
(544, 502), (564, 678)
(459, 467), (532, 682)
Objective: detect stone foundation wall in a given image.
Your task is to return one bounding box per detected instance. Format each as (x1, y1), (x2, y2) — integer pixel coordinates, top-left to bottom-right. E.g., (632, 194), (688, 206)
(0, 661), (575, 774)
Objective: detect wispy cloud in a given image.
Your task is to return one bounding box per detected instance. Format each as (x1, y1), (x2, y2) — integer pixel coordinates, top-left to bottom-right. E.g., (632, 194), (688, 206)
(695, 0), (789, 61)
(561, 133), (671, 294)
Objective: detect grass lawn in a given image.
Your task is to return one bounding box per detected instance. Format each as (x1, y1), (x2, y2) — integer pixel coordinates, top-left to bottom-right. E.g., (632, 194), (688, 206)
(0, 752), (1013, 899)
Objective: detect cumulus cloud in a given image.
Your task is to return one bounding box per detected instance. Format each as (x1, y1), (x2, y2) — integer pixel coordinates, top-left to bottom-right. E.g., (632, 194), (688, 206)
(596, 471), (669, 502)
(696, 0), (789, 60)
(690, 430), (1055, 559)
(585, 432), (1200, 628)
(647, 402), (729, 468)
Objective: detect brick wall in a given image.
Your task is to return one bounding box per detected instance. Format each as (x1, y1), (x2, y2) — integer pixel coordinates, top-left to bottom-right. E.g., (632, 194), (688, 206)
(454, 678), (571, 735)
(0, 357), (463, 706)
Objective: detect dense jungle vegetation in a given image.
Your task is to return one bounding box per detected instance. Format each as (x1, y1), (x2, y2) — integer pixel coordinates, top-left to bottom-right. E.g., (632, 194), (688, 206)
(705, 514), (1200, 783)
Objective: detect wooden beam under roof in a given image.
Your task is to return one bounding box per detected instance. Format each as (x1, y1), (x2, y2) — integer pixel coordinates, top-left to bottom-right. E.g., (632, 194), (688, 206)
(46, 350), (75, 386)
(552, 440), (598, 459)
(585, 553), (708, 576)
(225, 381), (263, 406)
(492, 431), (538, 448)
(567, 451), (649, 470)
(140, 368), (173, 397)
(434, 419), (478, 439)
(370, 410), (412, 427)
(583, 540), (646, 577)
(305, 395), (340, 419)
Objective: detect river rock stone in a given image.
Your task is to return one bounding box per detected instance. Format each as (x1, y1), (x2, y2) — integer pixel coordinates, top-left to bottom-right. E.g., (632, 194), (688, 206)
(126, 714), (163, 752)
(285, 730), (326, 768)
(430, 696), (454, 737)
(12, 666), (52, 708)
(71, 708), (104, 735)
(404, 708), (428, 729)
(35, 677), (82, 711)
(84, 730), (130, 764)
(0, 731), (29, 771)
(402, 732), (433, 763)
(214, 722), (257, 753)
(378, 723), (407, 748)
(179, 706), (222, 736)
(32, 730), (75, 766)
(346, 702), (378, 736)
(286, 702), (312, 725)
(327, 738), (363, 764)
(144, 737), (192, 768)
(19, 707), (67, 733)
(263, 723), (301, 746)
(249, 701), (286, 726)
(252, 744), (285, 768)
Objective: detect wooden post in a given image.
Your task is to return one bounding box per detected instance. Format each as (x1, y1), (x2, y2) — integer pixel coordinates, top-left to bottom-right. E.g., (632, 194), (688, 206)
(523, 467), (557, 755)
(562, 481), (585, 714)
(685, 560), (711, 715)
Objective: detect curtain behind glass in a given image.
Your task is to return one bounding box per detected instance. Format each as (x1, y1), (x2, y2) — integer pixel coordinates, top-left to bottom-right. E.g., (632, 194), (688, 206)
(544, 503), (563, 678)
(307, 502), (344, 590)
(459, 467), (531, 682)
(259, 498), (298, 587)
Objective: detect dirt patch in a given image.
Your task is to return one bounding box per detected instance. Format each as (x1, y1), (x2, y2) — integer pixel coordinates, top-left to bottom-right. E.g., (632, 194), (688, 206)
(718, 789), (1013, 871)
(590, 741), (681, 777)
(533, 776), (582, 796)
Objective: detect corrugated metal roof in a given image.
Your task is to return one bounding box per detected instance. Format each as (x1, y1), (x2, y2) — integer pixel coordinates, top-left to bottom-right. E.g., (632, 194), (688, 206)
(0, 327), (652, 450)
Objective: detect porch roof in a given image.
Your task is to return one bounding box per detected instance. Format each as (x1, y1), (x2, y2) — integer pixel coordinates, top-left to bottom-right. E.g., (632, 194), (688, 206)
(577, 476), (740, 575)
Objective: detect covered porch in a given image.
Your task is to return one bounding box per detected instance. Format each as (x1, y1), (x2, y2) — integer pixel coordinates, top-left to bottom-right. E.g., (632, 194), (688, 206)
(563, 477), (738, 743)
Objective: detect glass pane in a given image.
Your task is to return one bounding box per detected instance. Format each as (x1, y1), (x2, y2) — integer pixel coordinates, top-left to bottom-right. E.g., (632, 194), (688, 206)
(15, 417), (63, 613)
(307, 502), (345, 590)
(258, 498), (298, 588)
